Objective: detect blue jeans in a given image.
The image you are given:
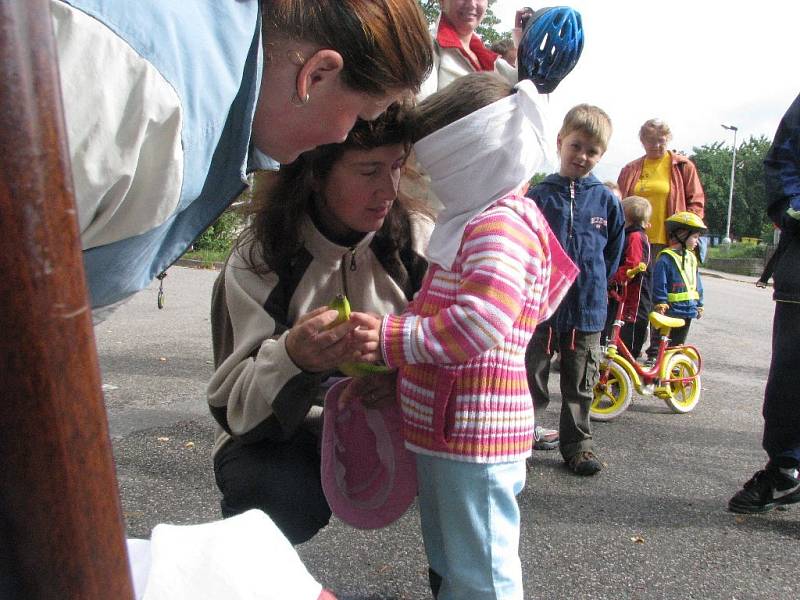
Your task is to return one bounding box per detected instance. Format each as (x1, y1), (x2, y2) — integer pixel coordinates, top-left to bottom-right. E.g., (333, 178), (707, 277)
(416, 454), (526, 600)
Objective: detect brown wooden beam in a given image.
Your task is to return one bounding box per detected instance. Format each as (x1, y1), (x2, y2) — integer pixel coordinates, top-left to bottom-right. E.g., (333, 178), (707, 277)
(0, 2), (134, 598)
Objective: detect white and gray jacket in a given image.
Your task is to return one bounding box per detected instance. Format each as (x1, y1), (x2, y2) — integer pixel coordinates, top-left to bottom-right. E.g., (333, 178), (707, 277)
(208, 214), (432, 455)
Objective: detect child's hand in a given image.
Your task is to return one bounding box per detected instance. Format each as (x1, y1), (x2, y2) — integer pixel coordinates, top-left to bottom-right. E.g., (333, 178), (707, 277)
(347, 311), (384, 364)
(654, 303), (669, 315)
(626, 262), (647, 279)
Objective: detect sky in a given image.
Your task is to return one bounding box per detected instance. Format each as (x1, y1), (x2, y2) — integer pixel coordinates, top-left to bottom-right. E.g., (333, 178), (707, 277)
(490, 0), (800, 181)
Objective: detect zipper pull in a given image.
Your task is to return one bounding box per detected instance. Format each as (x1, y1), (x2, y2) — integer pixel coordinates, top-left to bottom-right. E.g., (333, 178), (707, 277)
(156, 271), (167, 309)
(568, 180), (576, 240)
(349, 248), (357, 271)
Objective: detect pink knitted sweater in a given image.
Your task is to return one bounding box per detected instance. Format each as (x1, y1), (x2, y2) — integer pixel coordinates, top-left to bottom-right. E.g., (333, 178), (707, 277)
(380, 196), (577, 463)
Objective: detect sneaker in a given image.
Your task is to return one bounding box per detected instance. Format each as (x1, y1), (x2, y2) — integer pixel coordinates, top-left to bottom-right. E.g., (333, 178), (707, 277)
(641, 357), (656, 369)
(728, 465), (800, 514)
(567, 451), (602, 476)
(533, 425), (559, 451)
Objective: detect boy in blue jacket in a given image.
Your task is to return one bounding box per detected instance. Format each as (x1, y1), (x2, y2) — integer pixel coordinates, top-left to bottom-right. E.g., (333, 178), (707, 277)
(525, 104), (624, 475)
(651, 212), (706, 347)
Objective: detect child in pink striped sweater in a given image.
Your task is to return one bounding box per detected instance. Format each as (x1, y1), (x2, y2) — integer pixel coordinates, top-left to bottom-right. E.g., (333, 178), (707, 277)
(350, 73), (577, 599)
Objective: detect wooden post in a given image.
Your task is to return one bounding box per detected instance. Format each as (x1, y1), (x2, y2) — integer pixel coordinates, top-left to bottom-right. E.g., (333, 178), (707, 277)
(0, 2), (134, 598)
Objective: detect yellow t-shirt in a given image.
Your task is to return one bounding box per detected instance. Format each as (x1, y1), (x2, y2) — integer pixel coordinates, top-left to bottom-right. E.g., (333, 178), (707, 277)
(634, 154), (671, 244)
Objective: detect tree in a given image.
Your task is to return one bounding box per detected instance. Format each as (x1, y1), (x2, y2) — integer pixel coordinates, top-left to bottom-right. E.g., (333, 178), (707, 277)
(689, 135), (772, 240)
(417, 1), (512, 44)
(529, 172), (547, 187)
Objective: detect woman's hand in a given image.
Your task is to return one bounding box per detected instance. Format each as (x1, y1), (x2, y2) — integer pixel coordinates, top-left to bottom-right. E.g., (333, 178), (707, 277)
(339, 371), (398, 410)
(285, 306), (361, 373)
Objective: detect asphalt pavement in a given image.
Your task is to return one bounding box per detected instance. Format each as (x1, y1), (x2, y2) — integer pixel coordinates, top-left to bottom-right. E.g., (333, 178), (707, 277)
(95, 265), (799, 600)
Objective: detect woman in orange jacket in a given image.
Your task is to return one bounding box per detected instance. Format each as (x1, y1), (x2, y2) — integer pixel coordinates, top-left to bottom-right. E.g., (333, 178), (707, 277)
(617, 118), (706, 362)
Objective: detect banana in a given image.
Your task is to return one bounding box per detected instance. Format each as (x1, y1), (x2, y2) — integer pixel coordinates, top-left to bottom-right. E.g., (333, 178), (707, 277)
(327, 294), (351, 329)
(339, 362), (391, 377)
(327, 294), (390, 377)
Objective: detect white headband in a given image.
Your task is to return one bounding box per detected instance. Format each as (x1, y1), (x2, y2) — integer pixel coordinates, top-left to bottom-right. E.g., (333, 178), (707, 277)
(414, 79), (553, 269)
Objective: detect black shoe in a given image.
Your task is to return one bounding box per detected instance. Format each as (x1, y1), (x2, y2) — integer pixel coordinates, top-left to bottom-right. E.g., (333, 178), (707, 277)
(428, 568), (442, 599)
(567, 451), (602, 476)
(728, 466), (800, 514)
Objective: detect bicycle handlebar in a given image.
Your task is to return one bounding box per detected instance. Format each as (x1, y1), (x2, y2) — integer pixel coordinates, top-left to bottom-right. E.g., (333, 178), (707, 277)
(626, 262), (647, 279)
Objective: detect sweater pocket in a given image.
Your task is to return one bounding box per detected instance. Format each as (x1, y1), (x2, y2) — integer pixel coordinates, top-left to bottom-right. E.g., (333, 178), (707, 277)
(431, 369), (458, 448)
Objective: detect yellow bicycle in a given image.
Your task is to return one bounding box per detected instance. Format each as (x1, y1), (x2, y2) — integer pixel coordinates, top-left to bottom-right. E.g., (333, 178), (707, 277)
(590, 264), (702, 421)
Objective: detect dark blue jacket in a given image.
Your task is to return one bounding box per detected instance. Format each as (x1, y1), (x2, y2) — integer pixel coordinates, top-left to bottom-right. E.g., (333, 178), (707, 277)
(764, 92), (800, 303)
(527, 173), (624, 332)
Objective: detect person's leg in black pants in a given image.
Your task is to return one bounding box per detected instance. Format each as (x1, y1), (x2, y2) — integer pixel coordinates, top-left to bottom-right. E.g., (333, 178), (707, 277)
(213, 428), (331, 545)
(643, 243), (664, 362)
(620, 318), (650, 360)
(729, 300), (800, 513)
(762, 301), (800, 461)
(601, 297), (618, 347)
(666, 320), (691, 347)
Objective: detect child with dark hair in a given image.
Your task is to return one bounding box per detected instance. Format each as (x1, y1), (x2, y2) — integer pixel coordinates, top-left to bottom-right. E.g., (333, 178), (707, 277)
(208, 104), (433, 545)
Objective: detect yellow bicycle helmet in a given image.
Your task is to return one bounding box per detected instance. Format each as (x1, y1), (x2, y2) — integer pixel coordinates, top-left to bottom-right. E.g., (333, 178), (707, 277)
(665, 211), (707, 235)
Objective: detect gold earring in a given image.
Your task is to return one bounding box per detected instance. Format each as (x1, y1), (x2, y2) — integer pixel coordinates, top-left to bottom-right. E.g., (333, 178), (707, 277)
(290, 91), (310, 107)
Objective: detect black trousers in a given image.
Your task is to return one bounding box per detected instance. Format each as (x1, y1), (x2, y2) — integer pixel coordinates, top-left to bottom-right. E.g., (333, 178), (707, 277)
(762, 301), (800, 463)
(213, 428), (331, 545)
(620, 319), (650, 360)
(603, 296), (650, 360)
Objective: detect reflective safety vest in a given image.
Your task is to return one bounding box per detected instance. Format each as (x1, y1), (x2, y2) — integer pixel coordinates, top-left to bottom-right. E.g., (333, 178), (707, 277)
(660, 248), (700, 302)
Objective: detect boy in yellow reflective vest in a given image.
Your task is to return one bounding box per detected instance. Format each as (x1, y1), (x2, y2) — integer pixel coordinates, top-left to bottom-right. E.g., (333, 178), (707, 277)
(652, 212), (706, 346)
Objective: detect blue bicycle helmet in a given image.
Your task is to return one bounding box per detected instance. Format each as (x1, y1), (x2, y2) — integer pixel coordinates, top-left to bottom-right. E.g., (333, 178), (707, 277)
(517, 6), (584, 94)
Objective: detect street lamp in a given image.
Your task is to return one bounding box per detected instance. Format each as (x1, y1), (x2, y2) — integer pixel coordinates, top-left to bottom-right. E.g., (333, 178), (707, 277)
(721, 124), (738, 244)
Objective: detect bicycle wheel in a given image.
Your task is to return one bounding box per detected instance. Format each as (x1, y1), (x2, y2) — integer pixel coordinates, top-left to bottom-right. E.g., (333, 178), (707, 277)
(591, 360), (633, 421)
(662, 353), (701, 413)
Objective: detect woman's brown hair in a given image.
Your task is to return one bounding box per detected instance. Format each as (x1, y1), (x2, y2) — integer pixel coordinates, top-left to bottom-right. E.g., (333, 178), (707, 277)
(243, 104), (430, 296)
(262, 0), (433, 95)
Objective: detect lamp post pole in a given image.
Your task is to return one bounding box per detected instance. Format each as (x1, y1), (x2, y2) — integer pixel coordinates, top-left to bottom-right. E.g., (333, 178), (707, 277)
(721, 124), (738, 244)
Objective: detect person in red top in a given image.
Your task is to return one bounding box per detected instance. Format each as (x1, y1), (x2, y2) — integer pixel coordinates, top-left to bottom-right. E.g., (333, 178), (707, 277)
(603, 196), (652, 359)
(418, 1), (525, 99)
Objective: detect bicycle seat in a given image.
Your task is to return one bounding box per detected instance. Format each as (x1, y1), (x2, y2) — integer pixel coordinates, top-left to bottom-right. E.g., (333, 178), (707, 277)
(648, 312), (685, 334)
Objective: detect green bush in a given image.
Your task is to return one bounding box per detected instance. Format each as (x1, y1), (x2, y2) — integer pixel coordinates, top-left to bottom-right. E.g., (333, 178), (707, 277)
(707, 242), (769, 260)
(193, 209), (244, 253)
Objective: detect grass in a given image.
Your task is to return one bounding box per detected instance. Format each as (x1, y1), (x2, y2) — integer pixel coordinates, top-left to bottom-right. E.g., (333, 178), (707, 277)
(181, 248), (228, 268)
(706, 242), (768, 260)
